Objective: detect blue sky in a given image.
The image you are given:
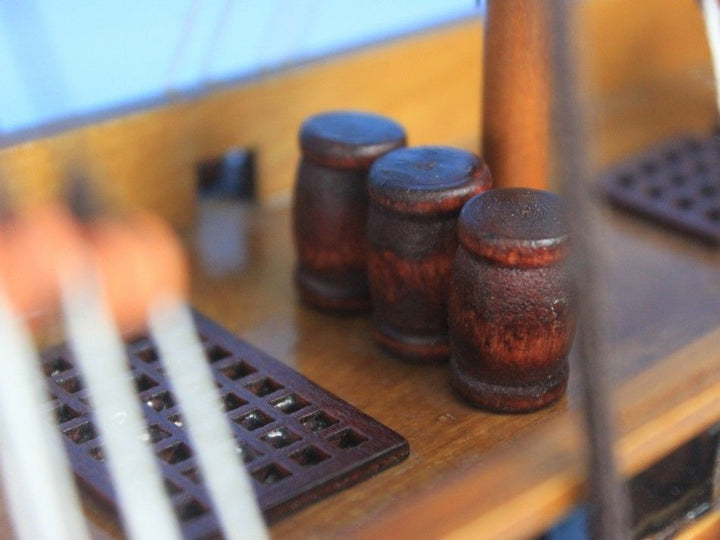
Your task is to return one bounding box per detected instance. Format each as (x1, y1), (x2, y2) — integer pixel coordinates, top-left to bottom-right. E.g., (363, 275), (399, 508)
(0, 1), (481, 134)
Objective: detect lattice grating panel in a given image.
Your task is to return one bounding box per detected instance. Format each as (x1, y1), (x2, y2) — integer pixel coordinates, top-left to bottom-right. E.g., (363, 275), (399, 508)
(42, 311), (409, 539)
(601, 136), (720, 243)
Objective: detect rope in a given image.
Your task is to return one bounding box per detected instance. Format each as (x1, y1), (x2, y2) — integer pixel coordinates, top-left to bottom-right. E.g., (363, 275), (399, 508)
(549, 1), (631, 538)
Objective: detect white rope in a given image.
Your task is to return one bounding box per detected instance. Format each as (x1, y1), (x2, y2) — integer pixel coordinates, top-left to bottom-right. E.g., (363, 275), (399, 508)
(61, 270), (181, 540)
(149, 297), (268, 540)
(0, 290), (90, 540)
(702, 0), (720, 115)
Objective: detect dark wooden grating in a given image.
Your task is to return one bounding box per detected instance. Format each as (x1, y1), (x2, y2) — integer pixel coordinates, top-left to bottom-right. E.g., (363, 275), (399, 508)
(600, 135), (720, 243)
(42, 311), (409, 539)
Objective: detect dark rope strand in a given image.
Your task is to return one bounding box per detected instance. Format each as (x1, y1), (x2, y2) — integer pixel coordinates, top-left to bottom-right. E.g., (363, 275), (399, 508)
(549, 1), (631, 538)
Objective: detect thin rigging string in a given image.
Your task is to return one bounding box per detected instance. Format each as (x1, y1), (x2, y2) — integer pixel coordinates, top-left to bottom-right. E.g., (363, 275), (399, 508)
(182, 0), (311, 90)
(0, 0), (84, 174)
(256, 1), (317, 77)
(0, 3), (179, 536)
(154, 4), (270, 536)
(163, 0), (238, 93)
(549, 1), (631, 539)
(197, 0), (235, 88)
(0, 2), (268, 538)
(163, 0), (202, 95)
(0, 2), (73, 130)
(702, 0), (720, 115)
(697, 0), (720, 528)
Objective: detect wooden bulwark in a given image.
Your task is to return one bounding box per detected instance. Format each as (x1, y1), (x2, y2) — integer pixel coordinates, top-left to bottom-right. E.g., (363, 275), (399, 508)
(0, 20), (483, 228)
(0, 0), (713, 228)
(0, 3), (718, 535)
(351, 327), (720, 540)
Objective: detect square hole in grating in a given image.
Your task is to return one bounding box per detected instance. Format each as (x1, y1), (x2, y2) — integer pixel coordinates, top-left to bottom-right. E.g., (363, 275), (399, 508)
(252, 463), (291, 486)
(271, 393), (310, 414)
(707, 207), (720, 222)
(164, 479), (182, 495)
(141, 424), (172, 444)
(233, 409), (273, 431)
(64, 422), (98, 444)
(219, 360), (256, 381)
(181, 467), (201, 484)
(136, 347), (159, 364)
(169, 414), (184, 429)
(158, 442), (193, 465)
(244, 377), (284, 397)
(58, 376), (83, 394)
(260, 427), (300, 449)
(89, 446), (105, 462)
(145, 392), (176, 413)
(299, 411), (338, 433)
(205, 344), (231, 363)
(327, 428), (368, 449)
(134, 374), (159, 392)
(222, 393), (247, 412)
(700, 183), (718, 198)
(54, 404), (81, 424)
(174, 498), (209, 522)
(290, 445), (330, 467)
(236, 442), (263, 463)
(43, 356), (73, 377)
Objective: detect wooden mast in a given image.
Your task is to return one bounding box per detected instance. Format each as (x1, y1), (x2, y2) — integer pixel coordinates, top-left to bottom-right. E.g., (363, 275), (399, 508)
(482, 0), (551, 189)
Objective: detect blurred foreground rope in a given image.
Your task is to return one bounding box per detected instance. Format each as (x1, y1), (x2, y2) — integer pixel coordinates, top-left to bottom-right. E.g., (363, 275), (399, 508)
(549, 1), (631, 538)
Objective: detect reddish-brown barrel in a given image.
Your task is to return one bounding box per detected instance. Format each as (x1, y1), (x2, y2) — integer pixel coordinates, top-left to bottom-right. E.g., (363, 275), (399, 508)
(448, 188), (574, 412)
(293, 111), (406, 312)
(367, 146), (492, 362)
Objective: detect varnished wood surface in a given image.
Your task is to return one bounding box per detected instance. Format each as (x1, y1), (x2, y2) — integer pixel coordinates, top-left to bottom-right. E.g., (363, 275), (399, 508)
(677, 512), (720, 540)
(0, 1), (718, 537)
(482, 0), (551, 190)
(191, 203), (577, 537)
(180, 47), (720, 538)
(183, 194), (720, 539)
(0, 0), (712, 229)
(50, 174), (720, 538)
(2, 133), (719, 539)
(0, 19), (483, 228)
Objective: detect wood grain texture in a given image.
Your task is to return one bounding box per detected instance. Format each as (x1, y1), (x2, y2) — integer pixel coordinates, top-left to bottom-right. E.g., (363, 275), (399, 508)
(0, 19), (482, 228)
(350, 297), (720, 540)
(2, 159), (720, 539)
(579, 0), (712, 100)
(201, 173), (720, 539)
(579, 0), (715, 172)
(481, 0), (551, 190)
(41, 312), (409, 537)
(676, 511), (720, 540)
(0, 0), (711, 228)
(0, 1), (717, 537)
(449, 189), (572, 413)
(173, 170), (720, 540)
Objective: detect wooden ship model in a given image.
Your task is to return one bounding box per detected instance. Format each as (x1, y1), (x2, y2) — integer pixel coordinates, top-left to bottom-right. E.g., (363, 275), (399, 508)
(0, 0), (718, 538)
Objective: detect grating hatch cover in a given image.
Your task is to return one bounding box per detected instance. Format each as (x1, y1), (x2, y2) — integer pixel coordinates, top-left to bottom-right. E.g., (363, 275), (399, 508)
(601, 135), (720, 243)
(42, 311), (409, 538)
